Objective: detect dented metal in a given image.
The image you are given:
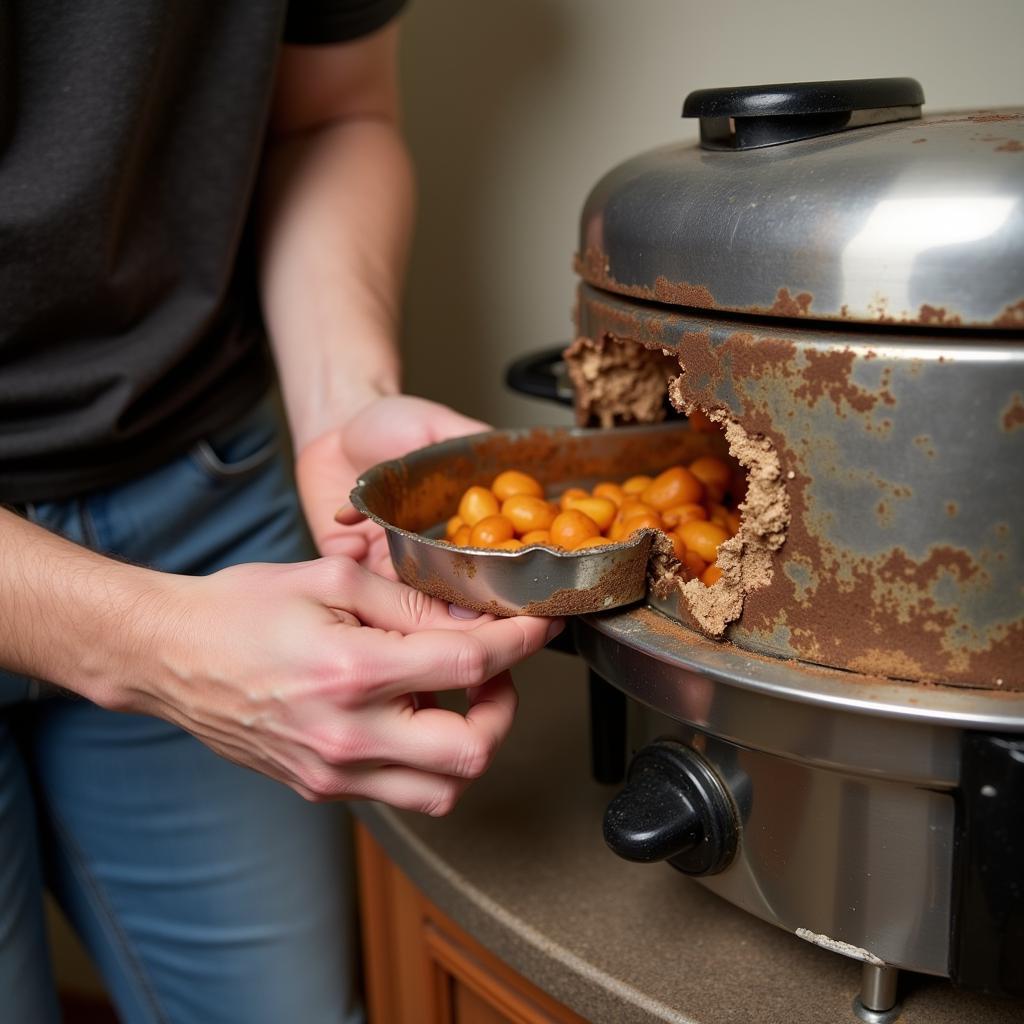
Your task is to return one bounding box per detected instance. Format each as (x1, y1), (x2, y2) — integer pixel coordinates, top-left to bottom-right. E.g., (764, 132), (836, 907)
(575, 284), (1024, 688)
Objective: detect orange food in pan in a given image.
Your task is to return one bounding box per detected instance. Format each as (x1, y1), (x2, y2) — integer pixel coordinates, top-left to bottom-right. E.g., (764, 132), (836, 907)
(442, 461), (742, 585)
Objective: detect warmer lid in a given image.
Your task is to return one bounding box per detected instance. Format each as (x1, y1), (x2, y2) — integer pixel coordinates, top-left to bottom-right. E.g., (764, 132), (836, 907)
(576, 78), (1024, 329)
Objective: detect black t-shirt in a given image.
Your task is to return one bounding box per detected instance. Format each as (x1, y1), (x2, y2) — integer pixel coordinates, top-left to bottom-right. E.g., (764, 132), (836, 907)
(0, 0), (405, 502)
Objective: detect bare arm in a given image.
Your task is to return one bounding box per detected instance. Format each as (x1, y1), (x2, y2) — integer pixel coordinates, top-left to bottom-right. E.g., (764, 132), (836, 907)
(259, 23), (487, 563)
(0, 507), (180, 708)
(260, 23), (409, 453)
(0, 506), (558, 809)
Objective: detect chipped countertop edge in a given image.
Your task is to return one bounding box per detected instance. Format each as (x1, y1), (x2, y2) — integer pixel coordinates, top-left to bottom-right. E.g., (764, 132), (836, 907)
(355, 802), (699, 1024)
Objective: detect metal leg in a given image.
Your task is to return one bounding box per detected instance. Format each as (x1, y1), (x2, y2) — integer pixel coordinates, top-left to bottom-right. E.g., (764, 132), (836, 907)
(588, 670), (627, 785)
(852, 964), (901, 1023)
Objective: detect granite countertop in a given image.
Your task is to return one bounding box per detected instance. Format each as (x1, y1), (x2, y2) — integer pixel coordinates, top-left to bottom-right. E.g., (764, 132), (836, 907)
(356, 650), (1019, 1024)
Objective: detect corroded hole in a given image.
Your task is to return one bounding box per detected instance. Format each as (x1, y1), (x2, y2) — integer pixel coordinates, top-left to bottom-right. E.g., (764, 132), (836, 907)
(565, 334), (791, 635)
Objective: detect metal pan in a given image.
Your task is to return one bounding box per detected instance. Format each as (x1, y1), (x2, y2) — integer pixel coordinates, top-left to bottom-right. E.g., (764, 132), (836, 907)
(350, 422), (729, 617)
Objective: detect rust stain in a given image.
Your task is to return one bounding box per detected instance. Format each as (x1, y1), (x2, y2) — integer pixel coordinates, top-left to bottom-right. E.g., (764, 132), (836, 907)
(792, 349), (879, 415)
(766, 288), (813, 317)
(1003, 393), (1024, 431)
(913, 435), (936, 458)
(994, 300), (1024, 328)
(577, 225), (1023, 330)
(573, 294), (1022, 688)
(918, 304), (962, 326)
(996, 140), (1023, 153)
(912, 138), (927, 144)
(574, 248), (717, 311)
(926, 112), (1024, 126)
(877, 546), (980, 587)
(651, 277), (717, 309)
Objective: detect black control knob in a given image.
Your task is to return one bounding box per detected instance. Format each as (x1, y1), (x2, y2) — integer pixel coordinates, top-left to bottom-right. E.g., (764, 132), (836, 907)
(603, 741), (737, 876)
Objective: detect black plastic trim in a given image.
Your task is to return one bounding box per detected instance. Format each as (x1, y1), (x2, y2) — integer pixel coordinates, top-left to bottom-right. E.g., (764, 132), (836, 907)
(950, 732), (1024, 997)
(504, 347), (574, 406)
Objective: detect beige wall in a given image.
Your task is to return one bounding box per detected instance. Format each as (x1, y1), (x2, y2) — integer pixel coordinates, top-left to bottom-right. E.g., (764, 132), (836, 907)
(398, 0), (1024, 425)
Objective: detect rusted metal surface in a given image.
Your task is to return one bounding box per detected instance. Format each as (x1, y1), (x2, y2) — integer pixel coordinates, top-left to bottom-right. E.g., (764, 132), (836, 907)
(577, 111), (1024, 330)
(574, 285), (1024, 689)
(351, 424), (725, 618)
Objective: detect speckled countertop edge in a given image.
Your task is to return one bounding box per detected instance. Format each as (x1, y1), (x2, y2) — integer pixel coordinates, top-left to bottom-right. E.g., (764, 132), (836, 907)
(354, 653), (1022, 1024)
(357, 803), (701, 1024)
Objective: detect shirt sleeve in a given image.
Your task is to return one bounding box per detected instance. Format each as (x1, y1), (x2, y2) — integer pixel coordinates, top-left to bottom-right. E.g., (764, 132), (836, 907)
(283, 0), (408, 45)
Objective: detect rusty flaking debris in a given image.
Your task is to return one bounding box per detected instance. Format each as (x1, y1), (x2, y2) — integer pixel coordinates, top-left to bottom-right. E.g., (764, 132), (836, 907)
(657, 383), (790, 637)
(563, 332), (791, 638)
(563, 335), (677, 428)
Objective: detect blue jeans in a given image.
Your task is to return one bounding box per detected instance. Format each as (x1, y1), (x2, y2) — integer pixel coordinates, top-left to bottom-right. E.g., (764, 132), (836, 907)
(0, 395), (362, 1024)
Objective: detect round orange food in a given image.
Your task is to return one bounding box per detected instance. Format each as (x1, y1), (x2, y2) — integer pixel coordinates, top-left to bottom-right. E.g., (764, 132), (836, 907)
(563, 495), (617, 532)
(592, 482), (625, 506)
(701, 564), (724, 586)
(458, 486), (500, 527)
(574, 535), (615, 550)
(469, 514), (516, 547)
(621, 474), (653, 495)
(501, 495), (556, 535)
(520, 529), (552, 547)
(550, 509), (601, 548)
(642, 465), (704, 510)
(688, 456), (732, 503)
(492, 470), (543, 502)
(661, 502), (708, 529)
(678, 520), (730, 563)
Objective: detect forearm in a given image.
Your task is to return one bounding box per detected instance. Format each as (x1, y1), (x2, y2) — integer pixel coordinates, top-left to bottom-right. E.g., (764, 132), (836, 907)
(0, 508), (180, 707)
(259, 114), (414, 452)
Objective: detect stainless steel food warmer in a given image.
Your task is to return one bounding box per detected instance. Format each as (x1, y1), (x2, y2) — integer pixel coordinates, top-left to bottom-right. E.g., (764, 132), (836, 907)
(510, 78), (1024, 1023)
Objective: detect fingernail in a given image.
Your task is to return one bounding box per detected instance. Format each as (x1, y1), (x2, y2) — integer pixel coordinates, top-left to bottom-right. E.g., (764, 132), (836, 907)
(546, 619), (566, 643)
(333, 503), (352, 522)
(449, 604), (481, 620)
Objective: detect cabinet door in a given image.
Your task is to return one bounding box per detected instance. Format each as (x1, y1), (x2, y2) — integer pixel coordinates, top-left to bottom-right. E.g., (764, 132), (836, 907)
(356, 824), (588, 1024)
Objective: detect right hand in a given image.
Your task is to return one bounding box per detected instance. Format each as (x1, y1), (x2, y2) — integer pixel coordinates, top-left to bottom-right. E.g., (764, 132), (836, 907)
(112, 556), (560, 814)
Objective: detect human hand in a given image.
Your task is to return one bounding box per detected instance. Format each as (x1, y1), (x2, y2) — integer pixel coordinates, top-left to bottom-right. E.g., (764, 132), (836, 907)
(295, 395), (487, 571)
(119, 556), (559, 812)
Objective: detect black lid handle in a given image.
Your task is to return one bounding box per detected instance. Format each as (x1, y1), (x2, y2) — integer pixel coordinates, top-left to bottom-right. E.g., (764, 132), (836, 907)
(683, 77), (924, 151)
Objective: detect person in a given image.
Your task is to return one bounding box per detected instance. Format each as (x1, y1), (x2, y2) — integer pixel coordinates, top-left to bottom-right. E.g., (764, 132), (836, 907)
(0, 2), (561, 1021)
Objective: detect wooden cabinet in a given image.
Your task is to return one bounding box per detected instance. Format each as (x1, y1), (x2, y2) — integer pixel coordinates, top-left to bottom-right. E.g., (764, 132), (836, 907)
(356, 824), (589, 1024)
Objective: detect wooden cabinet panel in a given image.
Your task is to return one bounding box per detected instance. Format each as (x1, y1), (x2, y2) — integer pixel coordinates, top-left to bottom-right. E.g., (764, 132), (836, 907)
(454, 982), (516, 1024)
(356, 823), (588, 1024)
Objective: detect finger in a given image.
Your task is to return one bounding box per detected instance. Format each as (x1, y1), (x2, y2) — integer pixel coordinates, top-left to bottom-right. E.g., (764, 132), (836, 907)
(370, 553), (400, 581)
(357, 672), (517, 778)
(318, 531), (370, 561)
(349, 615), (561, 697)
(323, 559), (495, 634)
(318, 763), (470, 816)
(427, 408), (491, 440)
(334, 503), (365, 525)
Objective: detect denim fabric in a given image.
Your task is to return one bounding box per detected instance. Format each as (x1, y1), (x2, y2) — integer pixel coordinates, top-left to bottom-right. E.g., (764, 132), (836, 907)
(0, 395), (362, 1024)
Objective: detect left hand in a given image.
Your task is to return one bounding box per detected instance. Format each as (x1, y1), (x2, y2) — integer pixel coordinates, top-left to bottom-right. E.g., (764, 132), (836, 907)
(295, 394), (488, 571)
